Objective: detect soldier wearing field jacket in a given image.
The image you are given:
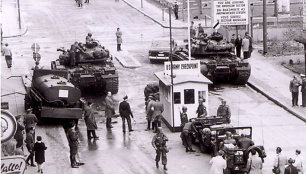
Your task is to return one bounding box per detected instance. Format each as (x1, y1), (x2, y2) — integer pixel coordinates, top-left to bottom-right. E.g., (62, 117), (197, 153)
(217, 100), (231, 123)
(150, 98), (164, 133)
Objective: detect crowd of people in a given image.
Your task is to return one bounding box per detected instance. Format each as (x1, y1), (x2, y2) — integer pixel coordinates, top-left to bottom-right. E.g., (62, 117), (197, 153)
(1, 109), (47, 173)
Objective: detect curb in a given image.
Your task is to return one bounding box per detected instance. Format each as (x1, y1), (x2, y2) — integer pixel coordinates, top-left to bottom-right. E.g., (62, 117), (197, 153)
(247, 82), (306, 123)
(121, 0), (187, 29)
(3, 27), (28, 38)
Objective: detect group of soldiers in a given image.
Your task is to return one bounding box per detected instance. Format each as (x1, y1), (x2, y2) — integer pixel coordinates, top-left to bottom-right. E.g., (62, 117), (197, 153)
(179, 99), (231, 153)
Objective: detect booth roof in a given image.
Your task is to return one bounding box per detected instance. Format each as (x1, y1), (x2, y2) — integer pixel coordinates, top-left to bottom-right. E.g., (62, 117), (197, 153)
(154, 71), (212, 86)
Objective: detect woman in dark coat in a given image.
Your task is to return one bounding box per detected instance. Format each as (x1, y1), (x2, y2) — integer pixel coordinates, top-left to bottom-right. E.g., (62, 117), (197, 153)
(33, 136), (47, 173)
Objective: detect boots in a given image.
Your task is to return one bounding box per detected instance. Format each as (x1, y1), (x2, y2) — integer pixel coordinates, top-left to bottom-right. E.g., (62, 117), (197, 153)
(163, 165), (167, 171)
(156, 162), (159, 168)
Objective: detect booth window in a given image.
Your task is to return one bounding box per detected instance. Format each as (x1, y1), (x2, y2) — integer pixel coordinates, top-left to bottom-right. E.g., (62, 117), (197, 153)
(174, 92), (181, 104)
(184, 89), (195, 104)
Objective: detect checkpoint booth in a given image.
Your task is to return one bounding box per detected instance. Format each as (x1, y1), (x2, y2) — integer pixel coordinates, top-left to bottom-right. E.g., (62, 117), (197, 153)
(154, 60), (212, 132)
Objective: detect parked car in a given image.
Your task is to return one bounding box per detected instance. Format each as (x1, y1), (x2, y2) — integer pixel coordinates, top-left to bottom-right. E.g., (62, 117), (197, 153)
(148, 39), (177, 63)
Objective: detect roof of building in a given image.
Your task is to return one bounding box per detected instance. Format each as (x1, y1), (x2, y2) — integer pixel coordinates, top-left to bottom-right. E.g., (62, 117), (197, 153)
(154, 71), (212, 86)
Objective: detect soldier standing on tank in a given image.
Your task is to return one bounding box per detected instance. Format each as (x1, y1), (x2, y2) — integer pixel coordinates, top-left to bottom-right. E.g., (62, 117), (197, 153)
(300, 74), (306, 107)
(69, 43), (77, 67)
(105, 91), (115, 129)
(116, 28), (122, 51)
(173, 2), (179, 20)
(217, 100), (231, 123)
(290, 75), (301, 107)
(198, 23), (204, 37)
(180, 106), (188, 128)
(152, 127), (169, 171)
(196, 98), (207, 118)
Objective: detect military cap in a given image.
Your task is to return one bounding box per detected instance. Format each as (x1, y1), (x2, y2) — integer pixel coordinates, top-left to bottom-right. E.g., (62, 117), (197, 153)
(123, 95), (128, 100)
(288, 158), (295, 164)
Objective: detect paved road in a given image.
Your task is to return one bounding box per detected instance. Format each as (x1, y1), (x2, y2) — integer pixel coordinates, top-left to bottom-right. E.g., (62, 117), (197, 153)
(2, 0), (306, 173)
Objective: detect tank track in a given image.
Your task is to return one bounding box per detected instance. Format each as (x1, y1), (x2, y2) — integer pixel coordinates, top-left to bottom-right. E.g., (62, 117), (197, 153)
(105, 77), (119, 94)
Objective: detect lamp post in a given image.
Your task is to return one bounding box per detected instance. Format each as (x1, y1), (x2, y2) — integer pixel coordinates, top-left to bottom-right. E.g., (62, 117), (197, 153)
(187, 0), (191, 60)
(169, 7), (175, 128)
(250, 3), (254, 38)
(263, 0), (267, 54)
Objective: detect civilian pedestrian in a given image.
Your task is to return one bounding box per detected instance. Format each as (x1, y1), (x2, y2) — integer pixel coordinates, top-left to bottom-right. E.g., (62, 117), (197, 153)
(105, 91), (115, 128)
(196, 98), (207, 118)
(242, 34), (250, 59)
(25, 127), (36, 167)
(119, 95), (135, 133)
(14, 115), (25, 149)
(274, 147), (288, 174)
(235, 34), (242, 58)
(84, 102), (99, 140)
(290, 75), (301, 107)
(198, 23), (204, 37)
(2, 43), (12, 68)
(294, 149), (304, 174)
(245, 32), (253, 57)
(33, 136), (47, 173)
(116, 28), (122, 51)
(209, 150), (226, 174)
(152, 127), (169, 171)
(217, 100), (231, 123)
(145, 95), (155, 131)
(173, 2), (179, 20)
(246, 149), (263, 174)
(285, 158), (299, 174)
(151, 98), (164, 133)
(301, 74), (306, 107)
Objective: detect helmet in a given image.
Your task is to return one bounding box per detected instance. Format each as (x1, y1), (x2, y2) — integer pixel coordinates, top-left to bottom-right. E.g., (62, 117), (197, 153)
(88, 33), (92, 36)
(225, 131), (232, 137)
(182, 106), (187, 111)
(203, 128), (211, 134)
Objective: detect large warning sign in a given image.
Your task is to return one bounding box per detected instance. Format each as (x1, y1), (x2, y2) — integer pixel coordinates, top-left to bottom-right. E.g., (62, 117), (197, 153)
(212, 0), (249, 26)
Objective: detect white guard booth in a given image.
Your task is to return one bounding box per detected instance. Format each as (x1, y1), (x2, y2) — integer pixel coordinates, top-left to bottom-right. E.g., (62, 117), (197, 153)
(154, 60), (212, 132)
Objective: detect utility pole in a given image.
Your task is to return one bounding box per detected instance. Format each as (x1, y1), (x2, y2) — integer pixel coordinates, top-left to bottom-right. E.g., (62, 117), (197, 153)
(169, 7), (175, 127)
(263, 0), (268, 54)
(274, 0), (278, 17)
(17, 0), (21, 29)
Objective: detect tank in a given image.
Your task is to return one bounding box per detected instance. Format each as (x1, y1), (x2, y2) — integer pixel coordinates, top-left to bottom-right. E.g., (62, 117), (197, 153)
(51, 40), (119, 94)
(175, 32), (251, 85)
(24, 69), (83, 119)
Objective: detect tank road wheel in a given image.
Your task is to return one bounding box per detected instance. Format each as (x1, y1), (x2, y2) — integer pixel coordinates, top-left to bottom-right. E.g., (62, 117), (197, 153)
(234, 64), (251, 85)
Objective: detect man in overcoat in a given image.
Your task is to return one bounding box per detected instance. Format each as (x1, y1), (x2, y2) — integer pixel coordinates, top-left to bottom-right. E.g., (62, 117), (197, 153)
(116, 28), (122, 51)
(84, 102), (99, 140)
(105, 91), (115, 128)
(290, 75), (301, 107)
(119, 95), (134, 132)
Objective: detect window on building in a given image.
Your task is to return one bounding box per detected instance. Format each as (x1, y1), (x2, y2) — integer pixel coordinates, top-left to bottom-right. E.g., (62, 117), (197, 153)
(174, 92), (181, 104)
(184, 89), (195, 104)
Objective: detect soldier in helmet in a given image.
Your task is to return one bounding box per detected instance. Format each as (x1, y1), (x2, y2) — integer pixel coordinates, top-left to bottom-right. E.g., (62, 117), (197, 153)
(152, 127), (169, 171)
(217, 100), (231, 123)
(85, 33), (94, 48)
(180, 119), (196, 152)
(180, 106), (188, 128)
(196, 98), (207, 118)
(223, 131), (236, 145)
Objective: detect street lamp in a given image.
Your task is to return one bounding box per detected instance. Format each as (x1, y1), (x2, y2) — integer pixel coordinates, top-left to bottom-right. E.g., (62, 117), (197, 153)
(250, 3), (254, 38)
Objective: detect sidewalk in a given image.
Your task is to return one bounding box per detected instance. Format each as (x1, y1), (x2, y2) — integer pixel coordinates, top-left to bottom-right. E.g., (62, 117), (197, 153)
(248, 50), (306, 122)
(2, 0), (27, 38)
(122, 0), (212, 28)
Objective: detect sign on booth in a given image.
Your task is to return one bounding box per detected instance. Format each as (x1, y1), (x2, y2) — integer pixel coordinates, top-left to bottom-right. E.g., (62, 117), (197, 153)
(164, 60), (200, 76)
